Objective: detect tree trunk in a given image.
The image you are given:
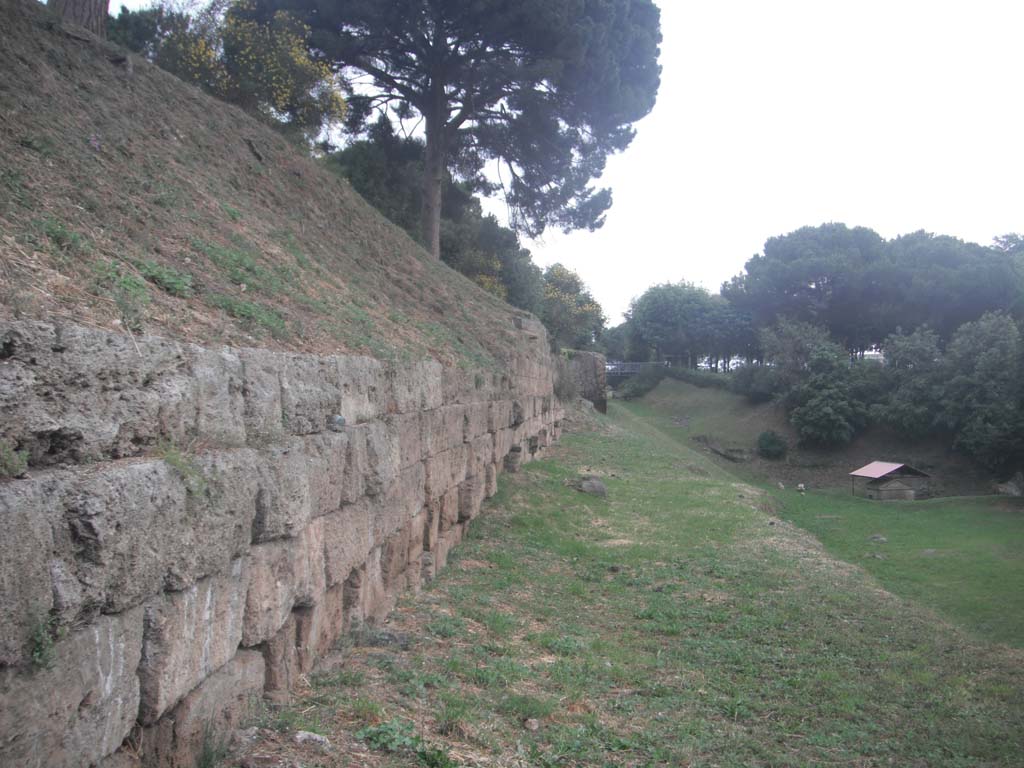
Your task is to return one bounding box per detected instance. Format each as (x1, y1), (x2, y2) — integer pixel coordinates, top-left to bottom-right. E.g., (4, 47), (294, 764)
(48, 0), (107, 36)
(420, 82), (447, 260)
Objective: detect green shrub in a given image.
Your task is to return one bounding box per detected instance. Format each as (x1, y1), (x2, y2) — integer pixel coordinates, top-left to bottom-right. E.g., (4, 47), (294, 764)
(0, 440), (28, 479)
(756, 430), (788, 459)
(138, 260), (194, 297)
(616, 365), (666, 400)
(729, 365), (783, 403)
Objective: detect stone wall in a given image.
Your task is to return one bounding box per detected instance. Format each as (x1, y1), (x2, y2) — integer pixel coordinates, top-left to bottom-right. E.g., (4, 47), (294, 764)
(0, 317), (562, 768)
(566, 350), (607, 413)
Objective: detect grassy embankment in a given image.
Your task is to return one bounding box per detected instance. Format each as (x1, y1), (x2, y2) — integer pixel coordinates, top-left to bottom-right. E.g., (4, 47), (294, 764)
(625, 380), (1024, 648)
(238, 401), (1024, 768)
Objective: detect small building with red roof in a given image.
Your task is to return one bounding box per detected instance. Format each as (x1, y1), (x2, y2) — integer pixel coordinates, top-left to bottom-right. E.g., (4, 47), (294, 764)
(849, 461), (931, 501)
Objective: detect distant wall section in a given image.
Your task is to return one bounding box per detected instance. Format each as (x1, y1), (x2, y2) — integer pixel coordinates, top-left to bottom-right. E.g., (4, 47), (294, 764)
(564, 350), (607, 413)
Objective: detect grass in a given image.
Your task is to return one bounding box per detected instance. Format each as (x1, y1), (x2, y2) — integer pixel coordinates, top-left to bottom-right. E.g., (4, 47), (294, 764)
(207, 293), (288, 339)
(772, 489), (1024, 647)
(155, 440), (208, 496)
(246, 403), (1024, 768)
(138, 259), (194, 298)
(0, 440), (28, 479)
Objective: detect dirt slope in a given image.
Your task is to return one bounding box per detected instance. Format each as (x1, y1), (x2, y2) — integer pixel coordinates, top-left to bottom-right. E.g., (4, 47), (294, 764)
(0, 0), (529, 367)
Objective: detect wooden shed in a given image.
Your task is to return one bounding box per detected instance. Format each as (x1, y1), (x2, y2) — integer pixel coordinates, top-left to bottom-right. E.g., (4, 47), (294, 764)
(849, 461), (930, 501)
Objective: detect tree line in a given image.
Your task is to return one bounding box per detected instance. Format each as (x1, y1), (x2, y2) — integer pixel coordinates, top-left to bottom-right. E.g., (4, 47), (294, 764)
(608, 224), (1024, 472)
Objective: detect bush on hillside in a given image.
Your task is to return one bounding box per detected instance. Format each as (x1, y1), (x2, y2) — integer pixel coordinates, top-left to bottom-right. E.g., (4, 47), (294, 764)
(616, 365), (666, 399)
(729, 365), (783, 403)
(756, 430), (788, 459)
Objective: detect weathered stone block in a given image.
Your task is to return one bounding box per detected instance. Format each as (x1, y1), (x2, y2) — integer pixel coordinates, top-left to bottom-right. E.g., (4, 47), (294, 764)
(349, 421), (399, 498)
(491, 425), (515, 465)
(487, 401), (514, 433)
(189, 345), (247, 446)
(485, 462), (498, 498)
(62, 450), (260, 607)
(0, 321), (196, 465)
(0, 474), (59, 664)
(423, 497), (442, 551)
(343, 548), (390, 628)
(64, 460), (186, 612)
(280, 355), (342, 436)
(138, 559), (250, 724)
(296, 583), (344, 668)
(302, 431), (349, 518)
(389, 359), (443, 413)
(0, 607), (144, 768)
(458, 475), (486, 522)
(252, 438), (313, 542)
(464, 402), (490, 442)
(242, 520), (326, 647)
(261, 613), (299, 695)
(238, 348), (284, 441)
(388, 412), (423, 469)
(322, 501), (372, 588)
(380, 520), (412, 591)
(422, 404), (467, 456)
(372, 462), (426, 546)
(336, 355), (386, 424)
(142, 649), (264, 768)
(424, 449), (451, 499)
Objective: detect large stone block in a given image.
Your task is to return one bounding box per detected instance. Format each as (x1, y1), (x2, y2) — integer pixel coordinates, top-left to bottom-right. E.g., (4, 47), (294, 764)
(0, 474), (60, 664)
(457, 475), (486, 522)
(138, 559), (250, 724)
(261, 613), (299, 695)
(492, 426), (515, 465)
(389, 359), (443, 413)
(464, 402), (490, 442)
(188, 345), (247, 446)
(252, 438), (313, 542)
(0, 321), (196, 465)
(61, 450), (259, 609)
(388, 412), (423, 469)
(0, 607), (144, 768)
(344, 421), (399, 498)
(322, 501), (372, 588)
(422, 404), (467, 456)
(372, 462), (426, 547)
(379, 521), (412, 592)
(280, 354), (343, 436)
(64, 461), (185, 612)
(423, 497), (442, 552)
(242, 520), (326, 647)
(238, 348), (285, 441)
(487, 401), (513, 433)
(343, 548), (390, 628)
(141, 649), (264, 768)
(336, 355), (387, 424)
(295, 583), (344, 669)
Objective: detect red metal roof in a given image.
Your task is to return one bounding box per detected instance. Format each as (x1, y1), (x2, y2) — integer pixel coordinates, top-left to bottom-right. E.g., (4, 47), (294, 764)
(849, 461), (907, 479)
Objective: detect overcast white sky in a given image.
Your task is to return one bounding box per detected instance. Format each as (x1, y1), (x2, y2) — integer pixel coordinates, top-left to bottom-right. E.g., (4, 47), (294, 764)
(118, 0), (1023, 323)
(506, 0), (1024, 323)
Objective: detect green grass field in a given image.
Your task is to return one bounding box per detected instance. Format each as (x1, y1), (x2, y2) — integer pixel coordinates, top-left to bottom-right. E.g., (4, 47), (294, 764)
(241, 401), (1024, 768)
(770, 490), (1024, 648)
(622, 381), (1024, 649)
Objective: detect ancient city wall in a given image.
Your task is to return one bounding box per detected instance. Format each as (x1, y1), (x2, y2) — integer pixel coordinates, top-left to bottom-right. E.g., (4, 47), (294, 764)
(565, 350), (607, 413)
(0, 317), (562, 768)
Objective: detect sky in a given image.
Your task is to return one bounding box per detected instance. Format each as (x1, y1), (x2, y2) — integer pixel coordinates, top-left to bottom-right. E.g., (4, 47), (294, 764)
(500, 0), (1024, 323)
